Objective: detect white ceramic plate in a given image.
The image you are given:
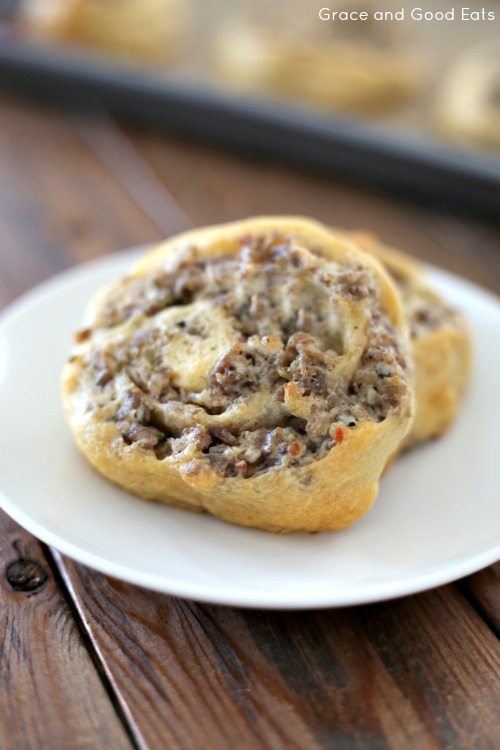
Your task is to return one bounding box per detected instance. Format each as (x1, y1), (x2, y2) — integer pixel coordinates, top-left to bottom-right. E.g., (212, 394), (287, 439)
(0, 249), (499, 609)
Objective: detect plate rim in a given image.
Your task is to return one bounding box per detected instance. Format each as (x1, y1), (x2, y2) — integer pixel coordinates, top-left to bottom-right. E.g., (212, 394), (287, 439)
(0, 248), (499, 609)
(0, 482), (499, 609)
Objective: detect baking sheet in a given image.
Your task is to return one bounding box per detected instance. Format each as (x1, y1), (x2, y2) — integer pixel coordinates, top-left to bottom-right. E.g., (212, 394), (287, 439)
(0, 0), (499, 217)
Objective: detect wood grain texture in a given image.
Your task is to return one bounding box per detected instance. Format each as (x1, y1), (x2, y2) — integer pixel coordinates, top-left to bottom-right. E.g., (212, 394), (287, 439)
(126, 130), (500, 294)
(0, 511), (132, 750)
(0, 96), (162, 306)
(0, 92), (499, 750)
(0, 97), (160, 750)
(461, 564), (500, 633)
(54, 556), (500, 750)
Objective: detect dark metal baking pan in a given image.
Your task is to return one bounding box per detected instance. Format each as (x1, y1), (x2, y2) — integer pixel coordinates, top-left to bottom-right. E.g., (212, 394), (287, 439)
(0, 37), (498, 219)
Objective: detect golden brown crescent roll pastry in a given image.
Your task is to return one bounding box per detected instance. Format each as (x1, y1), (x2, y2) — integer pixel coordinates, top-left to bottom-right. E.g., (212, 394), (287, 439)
(21, 0), (190, 63)
(213, 19), (419, 113)
(350, 232), (471, 449)
(435, 43), (500, 150)
(62, 217), (413, 532)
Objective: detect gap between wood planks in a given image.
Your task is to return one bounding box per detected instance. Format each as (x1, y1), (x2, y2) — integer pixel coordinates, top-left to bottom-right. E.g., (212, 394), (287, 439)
(50, 112), (498, 637)
(41, 544), (145, 750)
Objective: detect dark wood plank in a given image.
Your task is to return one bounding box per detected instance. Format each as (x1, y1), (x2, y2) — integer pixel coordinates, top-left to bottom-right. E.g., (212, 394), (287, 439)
(0, 96), (162, 306)
(0, 511), (132, 750)
(54, 556), (500, 750)
(0, 97), (166, 749)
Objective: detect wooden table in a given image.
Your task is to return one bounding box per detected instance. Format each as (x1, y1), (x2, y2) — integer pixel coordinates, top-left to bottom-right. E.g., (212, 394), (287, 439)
(0, 93), (499, 750)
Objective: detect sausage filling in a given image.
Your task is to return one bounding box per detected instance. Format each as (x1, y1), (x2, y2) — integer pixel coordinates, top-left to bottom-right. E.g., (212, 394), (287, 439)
(74, 233), (409, 478)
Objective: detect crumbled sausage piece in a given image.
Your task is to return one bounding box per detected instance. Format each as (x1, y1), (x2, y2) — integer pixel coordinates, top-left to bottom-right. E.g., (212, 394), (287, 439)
(120, 423), (163, 449)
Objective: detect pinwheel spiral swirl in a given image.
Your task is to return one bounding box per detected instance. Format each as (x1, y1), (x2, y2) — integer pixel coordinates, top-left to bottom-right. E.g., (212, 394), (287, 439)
(63, 217), (413, 531)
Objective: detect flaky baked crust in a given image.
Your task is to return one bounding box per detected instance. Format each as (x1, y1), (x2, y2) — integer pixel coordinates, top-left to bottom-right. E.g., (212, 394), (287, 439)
(350, 232), (471, 449)
(62, 217), (413, 532)
(435, 44), (500, 150)
(214, 21), (419, 113)
(21, 0), (189, 63)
